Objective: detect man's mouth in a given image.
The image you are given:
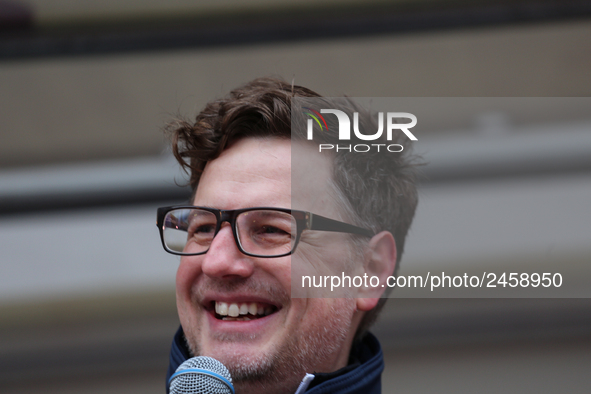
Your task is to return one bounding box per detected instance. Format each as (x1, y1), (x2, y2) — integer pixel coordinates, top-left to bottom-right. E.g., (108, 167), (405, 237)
(212, 301), (278, 321)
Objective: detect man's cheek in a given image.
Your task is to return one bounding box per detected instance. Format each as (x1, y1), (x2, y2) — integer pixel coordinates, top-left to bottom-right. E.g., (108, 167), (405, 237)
(175, 264), (200, 324)
(176, 259), (200, 294)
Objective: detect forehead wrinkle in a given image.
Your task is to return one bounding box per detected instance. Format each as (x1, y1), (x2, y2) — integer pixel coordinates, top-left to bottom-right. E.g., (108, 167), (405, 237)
(204, 151), (290, 183)
(216, 181), (289, 196)
(206, 160), (290, 189)
(211, 170), (290, 191)
(209, 181), (290, 207)
(222, 168), (290, 184)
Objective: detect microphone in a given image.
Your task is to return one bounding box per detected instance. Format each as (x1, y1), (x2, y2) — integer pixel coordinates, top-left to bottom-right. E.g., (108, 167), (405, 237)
(168, 356), (235, 394)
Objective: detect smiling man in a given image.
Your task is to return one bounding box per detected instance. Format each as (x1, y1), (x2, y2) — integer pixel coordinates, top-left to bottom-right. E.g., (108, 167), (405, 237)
(159, 78), (419, 394)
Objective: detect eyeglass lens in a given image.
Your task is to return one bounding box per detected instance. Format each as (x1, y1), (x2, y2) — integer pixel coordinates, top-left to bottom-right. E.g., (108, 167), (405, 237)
(162, 208), (297, 256)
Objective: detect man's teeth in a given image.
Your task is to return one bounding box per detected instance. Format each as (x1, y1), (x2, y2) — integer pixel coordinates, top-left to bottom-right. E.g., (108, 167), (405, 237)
(240, 304), (249, 315)
(249, 303), (257, 315)
(215, 301), (274, 318)
(228, 304), (239, 317)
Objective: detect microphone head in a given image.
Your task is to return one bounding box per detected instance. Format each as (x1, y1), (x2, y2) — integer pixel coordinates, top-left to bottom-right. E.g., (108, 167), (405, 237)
(169, 356), (234, 394)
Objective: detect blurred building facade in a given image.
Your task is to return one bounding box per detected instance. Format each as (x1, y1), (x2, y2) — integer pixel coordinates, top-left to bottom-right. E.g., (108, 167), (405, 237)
(1, 1), (591, 393)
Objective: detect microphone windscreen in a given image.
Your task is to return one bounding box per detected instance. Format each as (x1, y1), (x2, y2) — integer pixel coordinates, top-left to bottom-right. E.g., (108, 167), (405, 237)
(169, 356), (234, 394)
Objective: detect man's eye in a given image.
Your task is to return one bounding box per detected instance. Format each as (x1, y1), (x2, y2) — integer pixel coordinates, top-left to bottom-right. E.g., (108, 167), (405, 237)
(260, 225), (287, 234)
(252, 225), (292, 243)
(193, 224), (215, 234)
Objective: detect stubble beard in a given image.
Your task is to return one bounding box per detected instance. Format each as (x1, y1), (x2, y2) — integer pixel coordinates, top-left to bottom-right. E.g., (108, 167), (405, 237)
(184, 279), (356, 393)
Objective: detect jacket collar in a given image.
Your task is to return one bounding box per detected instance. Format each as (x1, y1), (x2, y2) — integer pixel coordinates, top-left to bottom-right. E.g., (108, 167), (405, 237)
(166, 326), (383, 394)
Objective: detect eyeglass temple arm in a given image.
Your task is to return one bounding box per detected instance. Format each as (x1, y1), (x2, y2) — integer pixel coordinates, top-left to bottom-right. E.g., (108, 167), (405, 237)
(307, 213), (373, 237)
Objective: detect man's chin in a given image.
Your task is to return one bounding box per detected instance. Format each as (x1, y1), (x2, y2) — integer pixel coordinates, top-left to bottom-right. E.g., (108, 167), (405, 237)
(190, 345), (278, 385)
(218, 352), (274, 381)
(187, 335), (277, 379)
(186, 334), (306, 393)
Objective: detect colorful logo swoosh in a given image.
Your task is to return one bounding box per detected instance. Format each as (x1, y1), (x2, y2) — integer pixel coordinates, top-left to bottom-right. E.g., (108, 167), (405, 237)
(303, 107), (328, 132)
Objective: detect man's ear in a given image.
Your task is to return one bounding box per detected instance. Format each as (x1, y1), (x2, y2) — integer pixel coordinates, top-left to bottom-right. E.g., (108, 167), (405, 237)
(356, 231), (397, 311)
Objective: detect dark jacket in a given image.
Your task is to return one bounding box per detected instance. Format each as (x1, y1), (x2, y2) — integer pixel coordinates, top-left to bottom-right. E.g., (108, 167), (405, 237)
(166, 326), (384, 393)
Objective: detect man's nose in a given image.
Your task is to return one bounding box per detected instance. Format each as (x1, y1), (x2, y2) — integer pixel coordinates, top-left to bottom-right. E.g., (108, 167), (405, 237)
(200, 223), (254, 278)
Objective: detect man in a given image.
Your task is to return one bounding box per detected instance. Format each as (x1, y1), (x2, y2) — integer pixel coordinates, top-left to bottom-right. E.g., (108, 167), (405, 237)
(158, 77), (418, 393)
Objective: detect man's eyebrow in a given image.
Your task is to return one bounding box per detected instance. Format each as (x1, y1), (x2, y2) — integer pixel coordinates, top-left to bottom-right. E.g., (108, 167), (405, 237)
(189, 205), (288, 210)
(184, 204), (216, 210)
(241, 205), (285, 209)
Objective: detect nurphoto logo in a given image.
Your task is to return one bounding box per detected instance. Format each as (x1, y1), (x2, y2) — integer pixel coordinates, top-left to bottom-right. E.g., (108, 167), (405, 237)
(303, 108), (418, 153)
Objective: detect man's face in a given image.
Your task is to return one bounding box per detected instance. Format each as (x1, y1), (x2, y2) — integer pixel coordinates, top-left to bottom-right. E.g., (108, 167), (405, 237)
(175, 137), (361, 393)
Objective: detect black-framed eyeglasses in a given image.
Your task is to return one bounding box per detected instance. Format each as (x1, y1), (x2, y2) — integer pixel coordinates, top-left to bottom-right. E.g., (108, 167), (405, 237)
(157, 206), (373, 258)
